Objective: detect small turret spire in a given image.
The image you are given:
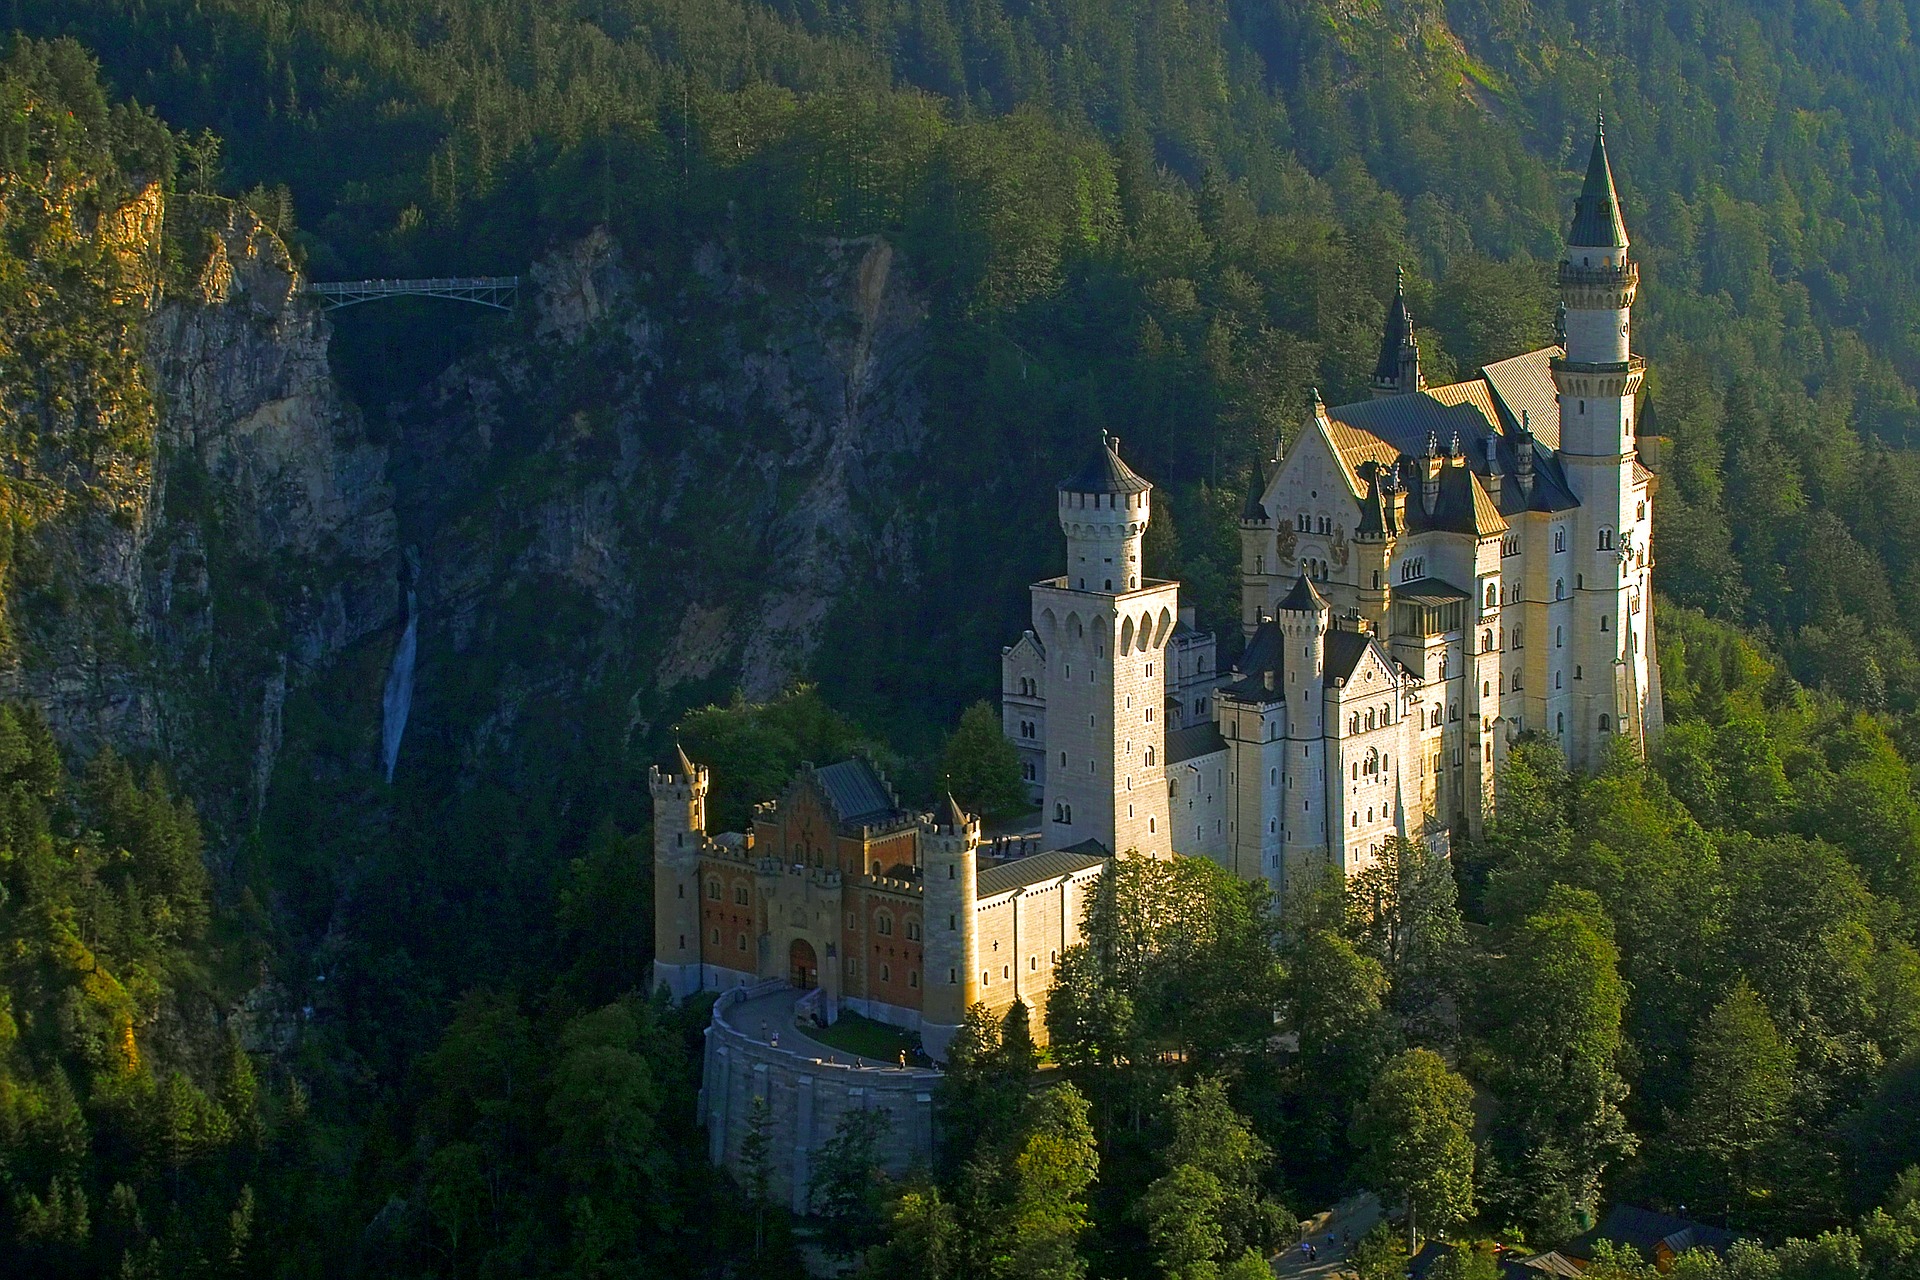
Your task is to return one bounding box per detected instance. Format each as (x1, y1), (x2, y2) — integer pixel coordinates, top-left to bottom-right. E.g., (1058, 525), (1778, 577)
(1372, 267), (1423, 397)
(675, 742), (697, 777)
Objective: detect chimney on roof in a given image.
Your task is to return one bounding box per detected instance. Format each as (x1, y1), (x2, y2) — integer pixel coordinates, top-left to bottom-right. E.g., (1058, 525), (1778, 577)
(1517, 411), (1537, 498)
(1423, 432), (1442, 516)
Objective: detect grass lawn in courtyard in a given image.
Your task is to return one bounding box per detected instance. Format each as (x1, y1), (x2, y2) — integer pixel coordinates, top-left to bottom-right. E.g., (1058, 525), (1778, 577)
(800, 1010), (922, 1063)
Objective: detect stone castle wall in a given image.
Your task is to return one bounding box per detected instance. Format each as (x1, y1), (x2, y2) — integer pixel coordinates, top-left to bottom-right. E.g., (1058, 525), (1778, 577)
(701, 981), (940, 1213)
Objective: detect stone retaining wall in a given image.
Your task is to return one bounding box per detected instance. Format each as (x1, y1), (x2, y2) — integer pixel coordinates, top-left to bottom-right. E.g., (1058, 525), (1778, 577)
(701, 980), (942, 1213)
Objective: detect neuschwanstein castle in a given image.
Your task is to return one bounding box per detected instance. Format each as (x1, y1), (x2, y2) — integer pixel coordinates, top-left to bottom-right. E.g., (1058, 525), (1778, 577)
(1001, 118), (1661, 892)
(653, 124), (1661, 1158)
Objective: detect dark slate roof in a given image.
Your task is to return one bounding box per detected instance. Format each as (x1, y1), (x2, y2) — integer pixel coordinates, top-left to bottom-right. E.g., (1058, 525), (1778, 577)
(1396, 458), (1508, 537)
(977, 848), (1108, 898)
(1396, 576), (1471, 607)
(1325, 630), (1375, 683)
(1166, 722), (1227, 764)
(1326, 348), (1580, 520)
(1061, 435), (1151, 495)
(814, 758), (900, 827)
(1374, 272), (1415, 382)
(1566, 1206), (1737, 1265)
(1218, 619), (1287, 703)
(1569, 118), (1629, 248)
(1241, 460), (1268, 521)
(1277, 573), (1329, 613)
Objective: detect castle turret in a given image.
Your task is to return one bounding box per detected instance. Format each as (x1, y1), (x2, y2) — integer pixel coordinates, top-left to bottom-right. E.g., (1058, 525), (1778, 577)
(1059, 433), (1152, 592)
(1371, 267), (1423, 398)
(919, 795), (981, 1063)
(1354, 463), (1398, 634)
(651, 745), (709, 1000)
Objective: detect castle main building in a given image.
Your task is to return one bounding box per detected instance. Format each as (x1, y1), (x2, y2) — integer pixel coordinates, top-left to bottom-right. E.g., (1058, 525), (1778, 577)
(1002, 120), (1661, 899)
(653, 122), (1659, 1074)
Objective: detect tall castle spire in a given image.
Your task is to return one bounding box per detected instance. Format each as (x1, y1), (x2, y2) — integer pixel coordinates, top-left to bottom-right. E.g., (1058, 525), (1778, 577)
(1568, 112), (1629, 251)
(1371, 266), (1423, 398)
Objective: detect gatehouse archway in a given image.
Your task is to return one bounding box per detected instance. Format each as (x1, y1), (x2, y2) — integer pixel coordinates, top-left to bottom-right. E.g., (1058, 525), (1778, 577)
(789, 938), (819, 990)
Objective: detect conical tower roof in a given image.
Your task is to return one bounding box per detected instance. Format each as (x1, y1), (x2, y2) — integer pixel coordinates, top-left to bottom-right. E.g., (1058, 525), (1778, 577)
(1060, 433), (1151, 495)
(1277, 572), (1329, 614)
(1373, 268), (1415, 383)
(675, 742), (697, 776)
(944, 793), (971, 830)
(1241, 459), (1269, 521)
(1569, 116), (1629, 249)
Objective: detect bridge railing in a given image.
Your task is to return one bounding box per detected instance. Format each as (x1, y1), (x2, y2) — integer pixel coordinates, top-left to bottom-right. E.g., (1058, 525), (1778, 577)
(305, 276), (519, 311)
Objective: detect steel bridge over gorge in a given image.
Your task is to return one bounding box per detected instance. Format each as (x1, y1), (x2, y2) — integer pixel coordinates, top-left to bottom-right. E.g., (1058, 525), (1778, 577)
(304, 276), (519, 311)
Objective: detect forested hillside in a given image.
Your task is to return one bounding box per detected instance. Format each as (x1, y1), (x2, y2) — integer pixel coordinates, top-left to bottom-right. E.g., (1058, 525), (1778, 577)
(0, 0), (1918, 1275)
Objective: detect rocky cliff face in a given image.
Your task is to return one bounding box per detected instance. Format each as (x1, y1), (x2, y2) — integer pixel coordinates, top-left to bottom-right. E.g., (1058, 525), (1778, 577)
(4, 191), (943, 837)
(0, 190), (400, 830)
(385, 229), (931, 774)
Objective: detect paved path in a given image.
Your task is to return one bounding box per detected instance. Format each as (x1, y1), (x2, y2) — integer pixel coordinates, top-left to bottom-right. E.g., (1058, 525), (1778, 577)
(1273, 1193), (1384, 1278)
(723, 985), (902, 1069)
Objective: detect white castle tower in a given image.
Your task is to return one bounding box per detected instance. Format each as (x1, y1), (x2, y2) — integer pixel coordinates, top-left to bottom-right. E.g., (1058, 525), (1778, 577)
(919, 795), (980, 1062)
(1033, 435), (1177, 857)
(1550, 116), (1658, 765)
(650, 745), (708, 999)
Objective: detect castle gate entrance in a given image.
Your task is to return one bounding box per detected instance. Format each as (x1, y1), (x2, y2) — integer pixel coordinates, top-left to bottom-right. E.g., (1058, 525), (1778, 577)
(789, 939), (818, 990)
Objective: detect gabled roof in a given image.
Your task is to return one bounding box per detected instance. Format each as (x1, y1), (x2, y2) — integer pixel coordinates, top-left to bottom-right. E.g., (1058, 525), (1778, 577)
(1218, 619), (1288, 703)
(977, 848), (1107, 898)
(1325, 630), (1378, 683)
(1566, 1205), (1737, 1264)
(1569, 118), (1630, 248)
(1324, 348), (1581, 522)
(1061, 435), (1151, 495)
(1397, 460), (1509, 538)
(813, 758), (903, 828)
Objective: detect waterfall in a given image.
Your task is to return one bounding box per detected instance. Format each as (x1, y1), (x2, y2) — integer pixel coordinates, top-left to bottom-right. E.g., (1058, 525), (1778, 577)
(381, 581), (418, 783)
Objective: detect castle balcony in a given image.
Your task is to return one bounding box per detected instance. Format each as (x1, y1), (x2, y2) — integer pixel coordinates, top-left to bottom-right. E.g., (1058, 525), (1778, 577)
(1548, 353), (1647, 399)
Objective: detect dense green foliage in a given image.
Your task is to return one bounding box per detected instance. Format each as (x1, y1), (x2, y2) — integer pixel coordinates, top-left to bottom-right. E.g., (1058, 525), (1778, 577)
(4, 0), (1920, 1273)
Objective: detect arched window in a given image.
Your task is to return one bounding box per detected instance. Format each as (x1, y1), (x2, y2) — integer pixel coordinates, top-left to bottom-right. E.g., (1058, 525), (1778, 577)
(1555, 626), (1564, 648)
(1555, 578), (1566, 600)
(1483, 680), (1491, 697)
(1484, 584), (1496, 610)
(1349, 713), (1361, 734)
(1556, 712), (1565, 734)
(733, 884), (750, 905)
(1498, 672), (1506, 693)
(1365, 709), (1376, 730)
(1600, 616), (1610, 632)
(1599, 528), (1614, 550)
(1430, 707), (1442, 728)
(1599, 714), (1612, 732)
(707, 879), (721, 900)
(1554, 528), (1567, 553)
(1483, 629), (1494, 652)
(877, 913), (894, 936)
(1144, 747), (1156, 766)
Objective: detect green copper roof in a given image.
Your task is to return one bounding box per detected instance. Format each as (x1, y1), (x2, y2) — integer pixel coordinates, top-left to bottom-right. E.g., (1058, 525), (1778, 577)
(1569, 118), (1629, 248)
